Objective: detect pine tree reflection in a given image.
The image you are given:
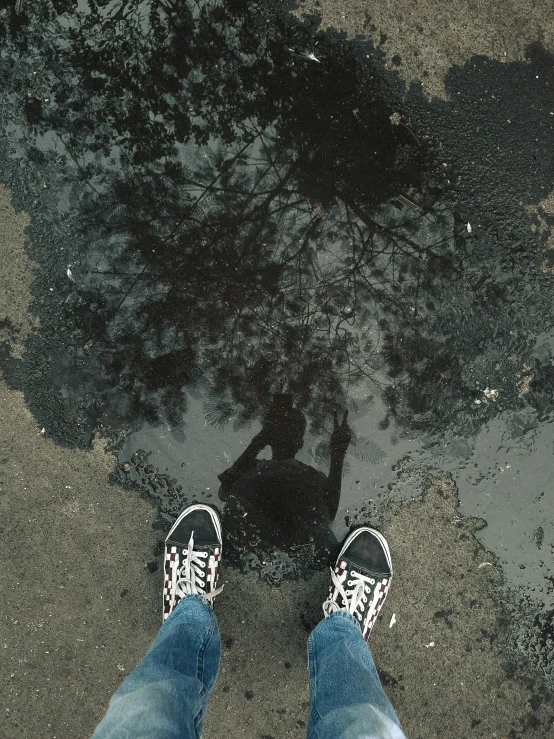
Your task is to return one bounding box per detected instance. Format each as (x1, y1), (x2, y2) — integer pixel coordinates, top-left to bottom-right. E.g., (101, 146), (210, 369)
(0, 0), (463, 570)
(0, 0), (452, 436)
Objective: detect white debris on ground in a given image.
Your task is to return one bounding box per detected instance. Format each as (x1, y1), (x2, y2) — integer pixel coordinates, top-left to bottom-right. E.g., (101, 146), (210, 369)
(474, 387), (500, 404)
(389, 613), (397, 628)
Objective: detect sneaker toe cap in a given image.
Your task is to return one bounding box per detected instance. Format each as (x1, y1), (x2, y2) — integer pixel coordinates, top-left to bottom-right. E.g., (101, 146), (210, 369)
(344, 530), (392, 576)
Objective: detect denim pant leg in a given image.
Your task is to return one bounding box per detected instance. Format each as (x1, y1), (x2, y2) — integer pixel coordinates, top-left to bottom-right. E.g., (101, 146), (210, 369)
(307, 612), (406, 739)
(92, 596), (221, 739)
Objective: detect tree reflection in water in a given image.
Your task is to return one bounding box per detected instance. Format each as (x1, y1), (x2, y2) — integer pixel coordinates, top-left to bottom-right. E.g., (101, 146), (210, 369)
(1, 1), (455, 540)
(3, 1), (554, 581)
(4, 1), (452, 428)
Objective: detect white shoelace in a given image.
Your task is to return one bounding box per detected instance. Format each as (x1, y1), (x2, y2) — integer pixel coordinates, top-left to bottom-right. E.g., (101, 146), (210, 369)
(170, 532), (224, 608)
(323, 566), (381, 624)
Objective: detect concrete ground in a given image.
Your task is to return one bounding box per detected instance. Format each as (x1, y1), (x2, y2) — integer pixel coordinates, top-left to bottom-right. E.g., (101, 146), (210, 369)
(296, 0), (554, 99)
(2, 1), (554, 737)
(1, 335), (552, 737)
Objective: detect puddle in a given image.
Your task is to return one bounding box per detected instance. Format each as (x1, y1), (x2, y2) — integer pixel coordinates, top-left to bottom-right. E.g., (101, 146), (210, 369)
(0, 2), (553, 608)
(118, 388), (426, 580)
(438, 410), (554, 607)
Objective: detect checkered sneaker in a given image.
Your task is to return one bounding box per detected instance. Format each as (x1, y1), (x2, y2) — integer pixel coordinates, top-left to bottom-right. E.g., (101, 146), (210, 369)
(323, 559), (391, 641)
(163, 532), (222, 621)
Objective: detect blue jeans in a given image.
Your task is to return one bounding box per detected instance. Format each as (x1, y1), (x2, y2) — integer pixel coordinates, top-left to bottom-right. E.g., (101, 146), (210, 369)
(92, 596), (406, 739)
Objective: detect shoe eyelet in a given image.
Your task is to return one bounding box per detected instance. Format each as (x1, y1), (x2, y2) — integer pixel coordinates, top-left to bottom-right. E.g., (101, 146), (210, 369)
(347, 580), (353, 586)
(356, 613), (362, 620)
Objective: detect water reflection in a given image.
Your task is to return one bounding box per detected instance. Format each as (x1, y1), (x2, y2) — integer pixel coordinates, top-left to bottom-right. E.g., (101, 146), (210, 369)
(218, 395), (350, 568)
(1, 1), (554, 589)
(0, 0), (447, 436)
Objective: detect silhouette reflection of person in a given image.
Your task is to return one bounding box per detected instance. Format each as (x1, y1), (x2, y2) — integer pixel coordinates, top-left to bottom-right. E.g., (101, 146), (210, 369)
(218, 395), (352, 566)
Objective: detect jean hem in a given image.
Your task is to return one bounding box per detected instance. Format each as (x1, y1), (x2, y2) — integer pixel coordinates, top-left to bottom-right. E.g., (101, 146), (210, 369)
(324, 610), (362, 630)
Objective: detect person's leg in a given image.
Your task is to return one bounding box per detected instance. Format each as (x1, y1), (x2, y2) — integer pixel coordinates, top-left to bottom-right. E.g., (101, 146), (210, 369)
(92, 504), (224, 739)
(308, 612), (405, 739)
(307, 527), (407, 739)
(92, 595), (220, 739)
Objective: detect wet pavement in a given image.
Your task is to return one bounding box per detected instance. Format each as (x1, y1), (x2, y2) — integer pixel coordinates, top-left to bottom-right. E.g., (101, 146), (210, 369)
(0, 1), (554, 737)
